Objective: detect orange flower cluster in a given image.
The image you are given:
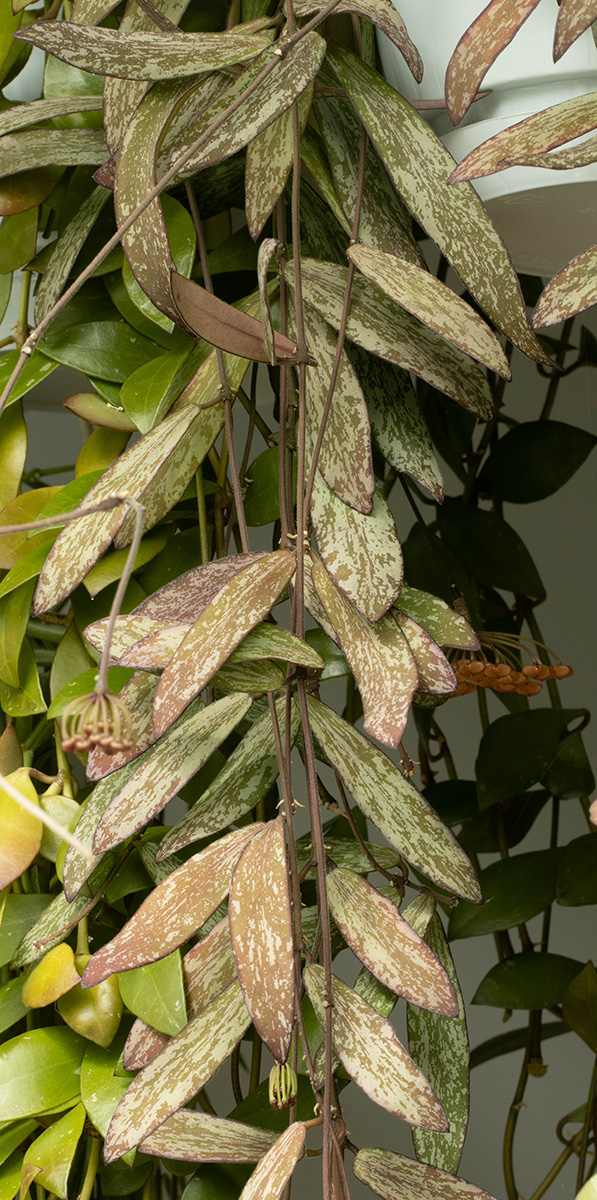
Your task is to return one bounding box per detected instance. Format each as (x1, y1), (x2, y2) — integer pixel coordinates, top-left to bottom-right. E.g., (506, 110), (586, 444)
(451, 658), (573, 698)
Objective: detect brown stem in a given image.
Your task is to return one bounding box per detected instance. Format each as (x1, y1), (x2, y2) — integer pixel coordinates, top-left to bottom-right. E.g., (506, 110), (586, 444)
(95, 497), (145, 693)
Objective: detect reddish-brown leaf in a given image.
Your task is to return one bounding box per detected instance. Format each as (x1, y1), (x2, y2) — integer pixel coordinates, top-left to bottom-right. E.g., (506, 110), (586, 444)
(554, 0), (597, 60)
(140, 1111), (277, 1162)
(445, 0), (542, 126)
(353, 1148), (496, 1200)
(135, 553), (269, 623)
(171, 272), (299, 363)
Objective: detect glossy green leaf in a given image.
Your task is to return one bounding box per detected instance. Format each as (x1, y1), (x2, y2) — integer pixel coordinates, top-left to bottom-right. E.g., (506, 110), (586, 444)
(0, 640), (46, 716)
(473, 953), (584, 1009)
(23, 1103), (85, 1199)
(0, 350), (56, 409)
(479, 420), (596, 503)
(47, 667), (133, 719)
(449, 849), (562, 939)
(475, 710), (584, 808)
(469, 1019), (570, 1069)
(0, 209), (37, 273)
(437, 497), (545, 599)
(120, 346), (201, 434)
(0, 895), (52, 969)
(562, 962), (597, 1052)
(0, 1028), (86, 1119)
(0, 1152), (21, 1200)
(118, 950), (187, 1036)
(0, 1121), (37, 1170)
(354, 1147), (494, 1200)
(21, 944), (80, 1008)
(544, 731), (595, 799)
(0, 402), (26, 514)
(304, 628), (349, 679)
(557, 834), (597, 906)
(81, 1027), (135, 1141)
(0, 579), (35, 689)
(311, 479), (403, 622)
(41, 321), (159, 382)
(0, 978), (27, 1036)
(458, 791), (549, 855)
(243, 447), (295, 527)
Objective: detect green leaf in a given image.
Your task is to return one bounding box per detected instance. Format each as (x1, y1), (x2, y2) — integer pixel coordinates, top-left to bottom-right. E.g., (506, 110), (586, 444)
(562, 962), (597, 1052)
(437, 497), (545, 599)
(0, 1152), (21, 1200)
(83, 530), (168, 596)
(35, 186), (110, 323)
(0, 1028), (86, 1119)
(47, 666), (133, 718)
(11, 858), (115, 968)
(120, 347), (198, 434)
(0, 640), (46, 717)
(49, 621), (95, 701)
(475, 709), (585, 808)
(305, 628), (349, 679)
(0, 543), (54, 601)
(0, 579), (35, 688)
(0, 209), (38, 273)
(473, 952), (584, 1009)
(470, 1020), (570, 1069)
(118, 951), (187, 1036)
(311, 479), (403, 622)
(479, 420), (597, 503)
(23, 1103), (86, 1199)
(557, 834), (597, 906)
(458, 791), (549, 854)
(100, 1159), (153, 1196)
(0, 895), (52, 969)
(81, 1026), (135, 1141)
(246, 85), (313, 240)
(543, 731), (595, 799)
(448, 849), (562, 939)
(0, 978), (27, 1036)
(122, 193), (198, 336)
(0, 350), (57, 408)
(423, 780), (479, 827)
(181, 1165), (248, 1200)
(397, 586), (477, 650)
(41, 321), (160, 382)
(0, 1121), (37, 1170)
(0, 130), (108, 182)
(243, 447), (296, 527)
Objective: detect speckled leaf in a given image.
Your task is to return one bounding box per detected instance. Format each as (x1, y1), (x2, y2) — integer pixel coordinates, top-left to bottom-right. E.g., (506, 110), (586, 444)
(62, 760), (142, 901)
(0, 130), (108, 180)
(246, 85), (313, 240)
(119, 623), (189, 669)
(304, 964), (446, 1128)
(157, 697), (299, 857)
(327, 870), (456, 1015)
(87, 673), (159, 782)
(396, 587), (479, 651)
(312, 557), (416, 748)
(140, 1111), (277, 1162)
(122, 1018), (169, 1072)
(296, 833), (401, 876)
(501, 134), (597, 169)
(11, 857), (115, 967)
(533, 241), (597, 327)
(33, 405), (199, 613)
(171, 34), (326, 175)
(70, 0), (121, 21)
(444, 0), (541, 124)
(310, 481), (403, 621)
(353, 1148), (495, 1200)
(450, 92), (597, 182)
(290, 260), (492, 417)
(300, 126), (353, 235)
(84, 616), (170, 664)
(135, 552), (269, 623)
(82, 826), (263, 986)
(153, 551), (296, 735)
(213, 658), (286, 692)
(306, 696), (481, 903)
(300, 302), (374, 513)
(296, 0), (422, 78)
(231, 624), (324, 669)
(408, 914), (469, 1173)
(395, 613), (456, 695)
(171, 272), (298, 363)
(92, 693), (251, 852)
(35, 187), (109, 323)
(238, 1123), (305, 1200)
(0, 96), (102, 137)
(257, 238), (281, 364)
(328, 44), (548, 364)
(103, 981), (250, 1161)
(229, 818), (294, 1062)
(348, 894), (436, 1022)
(16, 22), (270, 79)
(555, 0), (597, 58)
(313, 97), (423, 264)
(348, 244), (509, 378)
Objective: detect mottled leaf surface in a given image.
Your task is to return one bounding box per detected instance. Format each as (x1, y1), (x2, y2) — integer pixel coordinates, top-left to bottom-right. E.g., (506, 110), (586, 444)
(395, 612), (456, 694)
(396, 587), (478, 651)
(304, 964), (446, 1128)
(135, 552), (268, 623)
(310, 482), (403, 621)
(238, 1123), (305, 1200)
(35, 187), (109, 323)
(354, 1148), (495, 1200)
(246, 85), (313, 241)
(450, 92), (597, 182)
(0, 130), (108, 180)
(140, 1111), (277, 1162)
(11, 858), (114, 967)
(296, 0), (422, 78)
(0, 96), (101, 137)
(307, 697), (481, 903)
(87, 672), (159, 781)
(444, 0), (541, 125)
(554, 0), (597, 58)
(533, 241), (597, 327)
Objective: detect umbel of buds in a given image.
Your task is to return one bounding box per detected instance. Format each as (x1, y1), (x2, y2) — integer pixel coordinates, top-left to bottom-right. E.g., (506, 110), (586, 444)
(61, 689), (133, 755)
(269, 1061), (298, 1110)
(449, 630), (573, 698)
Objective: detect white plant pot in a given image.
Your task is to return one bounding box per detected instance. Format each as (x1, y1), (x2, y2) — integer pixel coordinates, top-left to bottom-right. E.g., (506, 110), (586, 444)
(377, 0), (597, 276)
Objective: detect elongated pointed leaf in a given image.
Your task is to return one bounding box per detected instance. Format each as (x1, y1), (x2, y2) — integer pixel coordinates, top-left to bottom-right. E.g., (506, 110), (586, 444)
(396, 587), (479, 651)
(408, 914), (469, 1173)
(288, 261), (492, 417)
(312, 557), (416, 747)
(444, 0), (541, 125)
(353, 1148), (495, 1200)
(327, 44), (548, 364)
(135, 552), (269, 622)
(23, 1103), (86, 1199)
(238, 1123), (305, 1200)
(311, 481), (403, 621)
(533, 241), (597, 327)
(153, 551), (296, 735)
(229, 818), (294, 1063)
(554, 0), (597, 58)
(63, 756), (149, 901)
(87, 671), (159, 781)
(501, 134), (597, 169)
(11, 858), (115, 968)
(450, 92), (597, 182)
(171, 272), (298, 363)
(296, 0), (422, 79)
(119, 623), (189, 668)
(246, 84), (313, 240)
(140, 1111), (277, 1162)
(93, 692), (252, 852)
(307, 696), (481, 903)
(0, 96), (102, 137)
(395, 613), (455, 694)
(16, 22), (270, 79)
(157, 696), (299, 856)
(104, 981), (251, 1161)
(82, 826), (263, 986)
(0, 130), (108, 180)
(304, 964), (446, 1128)
(35, 187), (109, 324)
(327, 870), (456, 1015)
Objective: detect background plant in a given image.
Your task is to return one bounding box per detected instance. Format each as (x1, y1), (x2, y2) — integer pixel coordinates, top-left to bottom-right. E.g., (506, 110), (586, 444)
(0, 2), (595, 1200)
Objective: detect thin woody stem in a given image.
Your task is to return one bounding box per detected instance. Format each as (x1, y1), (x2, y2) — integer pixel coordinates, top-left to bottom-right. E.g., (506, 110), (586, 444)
(95, 496), (146, 692)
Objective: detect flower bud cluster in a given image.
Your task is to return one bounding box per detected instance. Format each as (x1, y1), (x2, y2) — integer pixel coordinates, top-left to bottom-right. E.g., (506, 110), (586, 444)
(451, 658), (573, 698)
(61, 690), (134, 755)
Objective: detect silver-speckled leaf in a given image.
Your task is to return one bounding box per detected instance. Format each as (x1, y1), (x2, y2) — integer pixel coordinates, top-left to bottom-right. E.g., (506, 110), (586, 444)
(104, 981), (251, 1161)
(257, 238), (282, 364)
(229, 817), (294, 1062)
(395, 613), (456, 695)
(87, 672), (159, 781)
(533, 241), (597, 328)
(157, 697), (299, 857)
(450, 92), (597, 182)
(16, 21), (270, 79)
(246, 85), (313, 240)
(135, 552), (269, 623)
(36, 187), (110, 324)
(500, 134), (597, 170)
(92, 693), (252, 852)
(0, 130), (108, 180)
(304, 964), (447, 1128)
(348, 244), (510, 378)
(554, 0), (597, 58)
(171, 34), (326, 175)
(11, 858), (114, 968)
(213, 659), (285, 693)
(310, 481), (403, 622)
(33, 405), (199, 613)
(349, 346), (443, 501)
(119, 624), (189, 669)
(82, 825), (263, 986)
(408, 914), (469, 1174)
(71, 0), (121, 21)
(62, 758), (145, 901)
(0, 96), (102, 136)
(153, 551), (296, 735)
(353, 892), (437, 1019)
(295, 0), (422, 79)
(84, 616), (173, 663)
(295, 833), (401, 876)
(312, 558), (416, 748)
(239, 1123), (306, 1200)
(444, 0), (541, 125)
(288, 260), (493, 417)
(300, 126), (353, 236)
(141, 1111), (277, 1161)
(328, 44), (549, 365)
(123, 1017), (169, 1072)
(313, 97), (423, 264)
(353, 1148), (495, 1200)
(306, 696), (481, 903)
(327, 870), (457, 1015)
(396, 587), (479, 651)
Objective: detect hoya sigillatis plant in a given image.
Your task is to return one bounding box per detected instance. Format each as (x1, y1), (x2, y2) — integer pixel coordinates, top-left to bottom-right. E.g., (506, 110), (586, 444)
(0, 1), (595, 1199)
